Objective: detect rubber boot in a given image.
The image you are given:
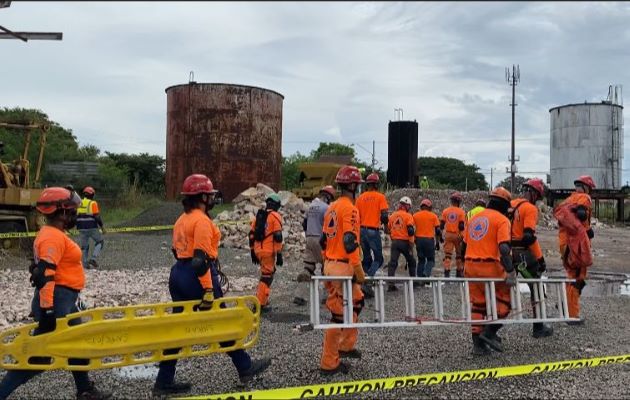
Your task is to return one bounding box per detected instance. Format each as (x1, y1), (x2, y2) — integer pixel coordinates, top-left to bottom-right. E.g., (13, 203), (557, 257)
(239, 358), (272, 383)
(532, 323), (554, 338)
(152, 381), (191, 396)
(339, 349), (362, 359)
(387, 284), (398, 292)
(472, 334), (491, 356)
(320, 361), (350, 376)
(444, 269), (450, 278)
(479, 325), (504, 352)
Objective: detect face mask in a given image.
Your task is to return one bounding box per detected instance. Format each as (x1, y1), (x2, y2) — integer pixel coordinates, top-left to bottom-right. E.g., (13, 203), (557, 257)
(64, 209), (78, 230)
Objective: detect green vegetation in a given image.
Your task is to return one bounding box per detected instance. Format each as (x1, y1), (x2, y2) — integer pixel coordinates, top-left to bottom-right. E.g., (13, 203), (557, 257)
(418, 157), (488, 191)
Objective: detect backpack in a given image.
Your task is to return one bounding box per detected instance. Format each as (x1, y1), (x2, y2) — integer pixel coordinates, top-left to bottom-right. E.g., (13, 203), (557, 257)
(253, 209), (269, 242)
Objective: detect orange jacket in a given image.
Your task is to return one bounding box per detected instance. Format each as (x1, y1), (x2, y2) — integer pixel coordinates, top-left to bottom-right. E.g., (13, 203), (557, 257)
(250, 209), (283, 254)
(557, 192), (591, 248)
(355, 190), (388, 228)
(34, 225), (85, 309)
(323, 196), (361, 265)
(413, 210), (440, 238)
(441, 206), (466, 234)
(172, 209), (216, 290)
(554, 201), (592, 270)
(463, 209), (510, 261)
(510, 198), (543, 259)
(388, 209), (415, 243)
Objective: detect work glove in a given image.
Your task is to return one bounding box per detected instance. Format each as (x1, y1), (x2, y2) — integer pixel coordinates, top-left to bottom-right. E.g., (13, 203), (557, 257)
(276, 253), (283, 266)
(352, 263), (366, 284)
(537, 257), (547, 273)
(196, 290), (214, 311)
(250, 249), (259, 265)
(505, 270), (517, 287)
(37, 308), (56, 334)
(587, 228), (594, 240)
(435, 241), (440, 251)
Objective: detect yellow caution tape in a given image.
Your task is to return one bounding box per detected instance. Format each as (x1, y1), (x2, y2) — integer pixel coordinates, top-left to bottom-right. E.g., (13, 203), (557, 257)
(181, 353), (630, 400)
(0, 219), (251, 239)
(0, 296), (260, 371)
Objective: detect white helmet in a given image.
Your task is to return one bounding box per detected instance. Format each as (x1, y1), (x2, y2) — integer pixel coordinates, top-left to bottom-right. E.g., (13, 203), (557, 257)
(399, 196), (412, 206)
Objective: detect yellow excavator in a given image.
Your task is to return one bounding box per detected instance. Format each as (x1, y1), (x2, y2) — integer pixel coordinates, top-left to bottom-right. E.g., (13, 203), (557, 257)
(0, 121), (49, 248)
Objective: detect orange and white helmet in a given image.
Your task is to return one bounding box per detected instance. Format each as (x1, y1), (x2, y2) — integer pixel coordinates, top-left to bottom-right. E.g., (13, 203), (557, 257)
(36, 187), (81, 215)
(399, 196), (412, 207)
(420, 199), (432, 208)
(490, 187), (512, 203)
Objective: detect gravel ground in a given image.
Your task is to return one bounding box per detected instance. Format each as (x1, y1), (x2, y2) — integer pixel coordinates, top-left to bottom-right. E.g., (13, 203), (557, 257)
(1, 216), (629, 399)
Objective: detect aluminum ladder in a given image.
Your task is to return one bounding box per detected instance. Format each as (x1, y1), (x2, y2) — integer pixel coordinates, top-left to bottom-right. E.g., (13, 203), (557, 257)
(305, 276), (580, 329)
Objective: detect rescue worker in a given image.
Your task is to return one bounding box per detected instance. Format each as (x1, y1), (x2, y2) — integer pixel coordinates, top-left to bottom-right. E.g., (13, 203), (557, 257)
(441, 192), (466, 277)
(320, 165), (365, 375)
(412, 199), (441, 278)
(355, 173), (388, 298)
(386, 196), (417, 291)
(461, 187), (517, 355)
(556, 175), (596, 324)
(0, 188), (110, 400)
(249, 193), (284, 312)
(420, 176), (430, 189)
(294, 186), (335, 306)
(154, 174), (270, 395)
(76, 186), (106, 269)
(467, 199), (486, 220)
(510, 178), (553, 338)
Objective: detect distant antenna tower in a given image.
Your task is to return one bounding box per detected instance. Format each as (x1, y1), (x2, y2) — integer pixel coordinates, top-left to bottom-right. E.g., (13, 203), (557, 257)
(607, 84), (623, 106)
(394, 108), (404, 121)
(505, 64), (520, 194)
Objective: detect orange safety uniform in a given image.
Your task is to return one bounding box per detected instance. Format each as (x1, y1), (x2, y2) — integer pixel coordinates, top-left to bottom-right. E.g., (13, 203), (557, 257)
(251, 210), (283, 306)
(412, 210), (440, 238)
(388, 209), (415, 244)
(441, 206), (466, 274)
(171, 209), (215, 290)
(320, 196), (364, 371)
(557, 192), (592, 317)
(510, 198), (543, 259)
(463, 208), (512, 334)
(355, 191), (388, 228)
(34, 225), (86, 309)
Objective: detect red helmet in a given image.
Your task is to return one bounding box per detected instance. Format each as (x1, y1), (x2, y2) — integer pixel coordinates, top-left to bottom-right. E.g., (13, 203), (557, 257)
(181, 174), (217, 195)
(36, 187), (81, 215)
(523, 178), (545, 197)
(450, 192), (463, 202)
(574, 175), (596, 190)
(335, 165), (364, 184)
(420, 199), (432, 208)
(490, 187), (512, 202)
(366, 173), (380, 184)
(82, 186), (95, 196)
(320, 185), (336, 198)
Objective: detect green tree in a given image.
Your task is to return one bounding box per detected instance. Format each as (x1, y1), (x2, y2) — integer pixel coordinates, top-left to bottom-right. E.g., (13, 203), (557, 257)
(309, 142), (355, 160)
(497, 175), (528, 191)
(281, 152), (311, 190)
(417, 157), (488, 191)
(103, 152), (165, 194)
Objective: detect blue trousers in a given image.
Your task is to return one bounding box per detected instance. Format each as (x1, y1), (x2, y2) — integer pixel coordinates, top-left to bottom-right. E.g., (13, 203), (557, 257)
(155, 260), (252, 385)
(360, 227), (384, 277)
(0, 287), (91, 399)
(415, 237), (436, 277)
(79, 228), (104, 267)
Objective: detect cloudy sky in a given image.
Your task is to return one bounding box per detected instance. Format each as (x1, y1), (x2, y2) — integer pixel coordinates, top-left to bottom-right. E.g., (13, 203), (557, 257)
(1, 2), (629, 186)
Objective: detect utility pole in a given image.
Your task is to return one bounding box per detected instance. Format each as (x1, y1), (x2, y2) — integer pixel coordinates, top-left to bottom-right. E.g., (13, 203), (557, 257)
(490, 167), (494, 189)
(506, 64), (520, 193)
(371, 140), (375, 171)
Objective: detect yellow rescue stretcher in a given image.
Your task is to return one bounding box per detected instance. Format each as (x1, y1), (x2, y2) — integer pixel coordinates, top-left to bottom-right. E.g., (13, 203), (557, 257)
(0, 296), (260, 371)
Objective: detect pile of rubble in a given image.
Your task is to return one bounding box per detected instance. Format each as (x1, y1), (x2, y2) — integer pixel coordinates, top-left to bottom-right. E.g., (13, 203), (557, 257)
(386, 188), (489, 215)
(215, 184), (307, 255)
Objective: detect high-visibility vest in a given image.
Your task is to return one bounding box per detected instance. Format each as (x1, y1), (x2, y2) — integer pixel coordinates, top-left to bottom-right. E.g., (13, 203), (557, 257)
(77, 198), (94, 216)
(466, 206), (485, 221)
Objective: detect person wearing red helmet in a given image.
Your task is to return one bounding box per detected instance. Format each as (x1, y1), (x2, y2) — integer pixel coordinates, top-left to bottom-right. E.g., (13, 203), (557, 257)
(355, 172), (389, 298)
(0, 188), (110, 400)
(76, 186), (106, 269)
(441, 192), (466, 278)
(554, 175), (596, 324)
(461, 187), (516, 355)
(510, 178), (553, 338)
(294, 186), (336, 306)
(153, 174), (270, 395)
(320, 166), (365, 375)
(385, 196), (417, 291)
(412, 198), (441, 279)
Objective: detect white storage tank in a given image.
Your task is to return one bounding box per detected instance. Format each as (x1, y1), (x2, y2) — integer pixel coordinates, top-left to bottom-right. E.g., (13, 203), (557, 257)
(549, 102), (623, 189)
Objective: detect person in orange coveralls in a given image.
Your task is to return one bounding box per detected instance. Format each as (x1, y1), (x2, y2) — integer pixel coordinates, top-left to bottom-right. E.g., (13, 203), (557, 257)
(386, 196), (417, 291)
(413, 199), (441, 278)
(556, 175), (596, 325)
(320, 165), (365, 376)
(461, 187), (517, 355)
(0, 188), (110, 400)
(510, 178), (553, 338)
(441, 192), (466, 277)
(249, 193), (284, 312)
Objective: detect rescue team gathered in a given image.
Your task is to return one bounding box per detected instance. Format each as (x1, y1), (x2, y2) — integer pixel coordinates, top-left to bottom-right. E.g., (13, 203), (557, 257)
(0, 169), (596, 398)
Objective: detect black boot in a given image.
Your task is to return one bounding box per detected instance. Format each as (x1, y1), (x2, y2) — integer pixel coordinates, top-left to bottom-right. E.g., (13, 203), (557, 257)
(479, 325), (504, 352)
(320, 361), (350, 376)
(472, 334), (491, 356)
(387, 284), (398, 292)
(339, 349), (362, 359)
(362, 284), (375, 299)
(152, 381), (192, 396)
(532, 323), (554, 338)
(444, 269), (450, 278)
(239, 358), (272, 383)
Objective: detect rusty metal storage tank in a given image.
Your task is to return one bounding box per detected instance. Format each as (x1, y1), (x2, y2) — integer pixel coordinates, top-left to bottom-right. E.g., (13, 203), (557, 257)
(165, 83), (284, 201)
(549, 101), (623, 190)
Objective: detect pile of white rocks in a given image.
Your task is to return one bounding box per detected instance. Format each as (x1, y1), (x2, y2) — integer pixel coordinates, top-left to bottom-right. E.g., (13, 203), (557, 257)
(215, 184), (308, 256)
